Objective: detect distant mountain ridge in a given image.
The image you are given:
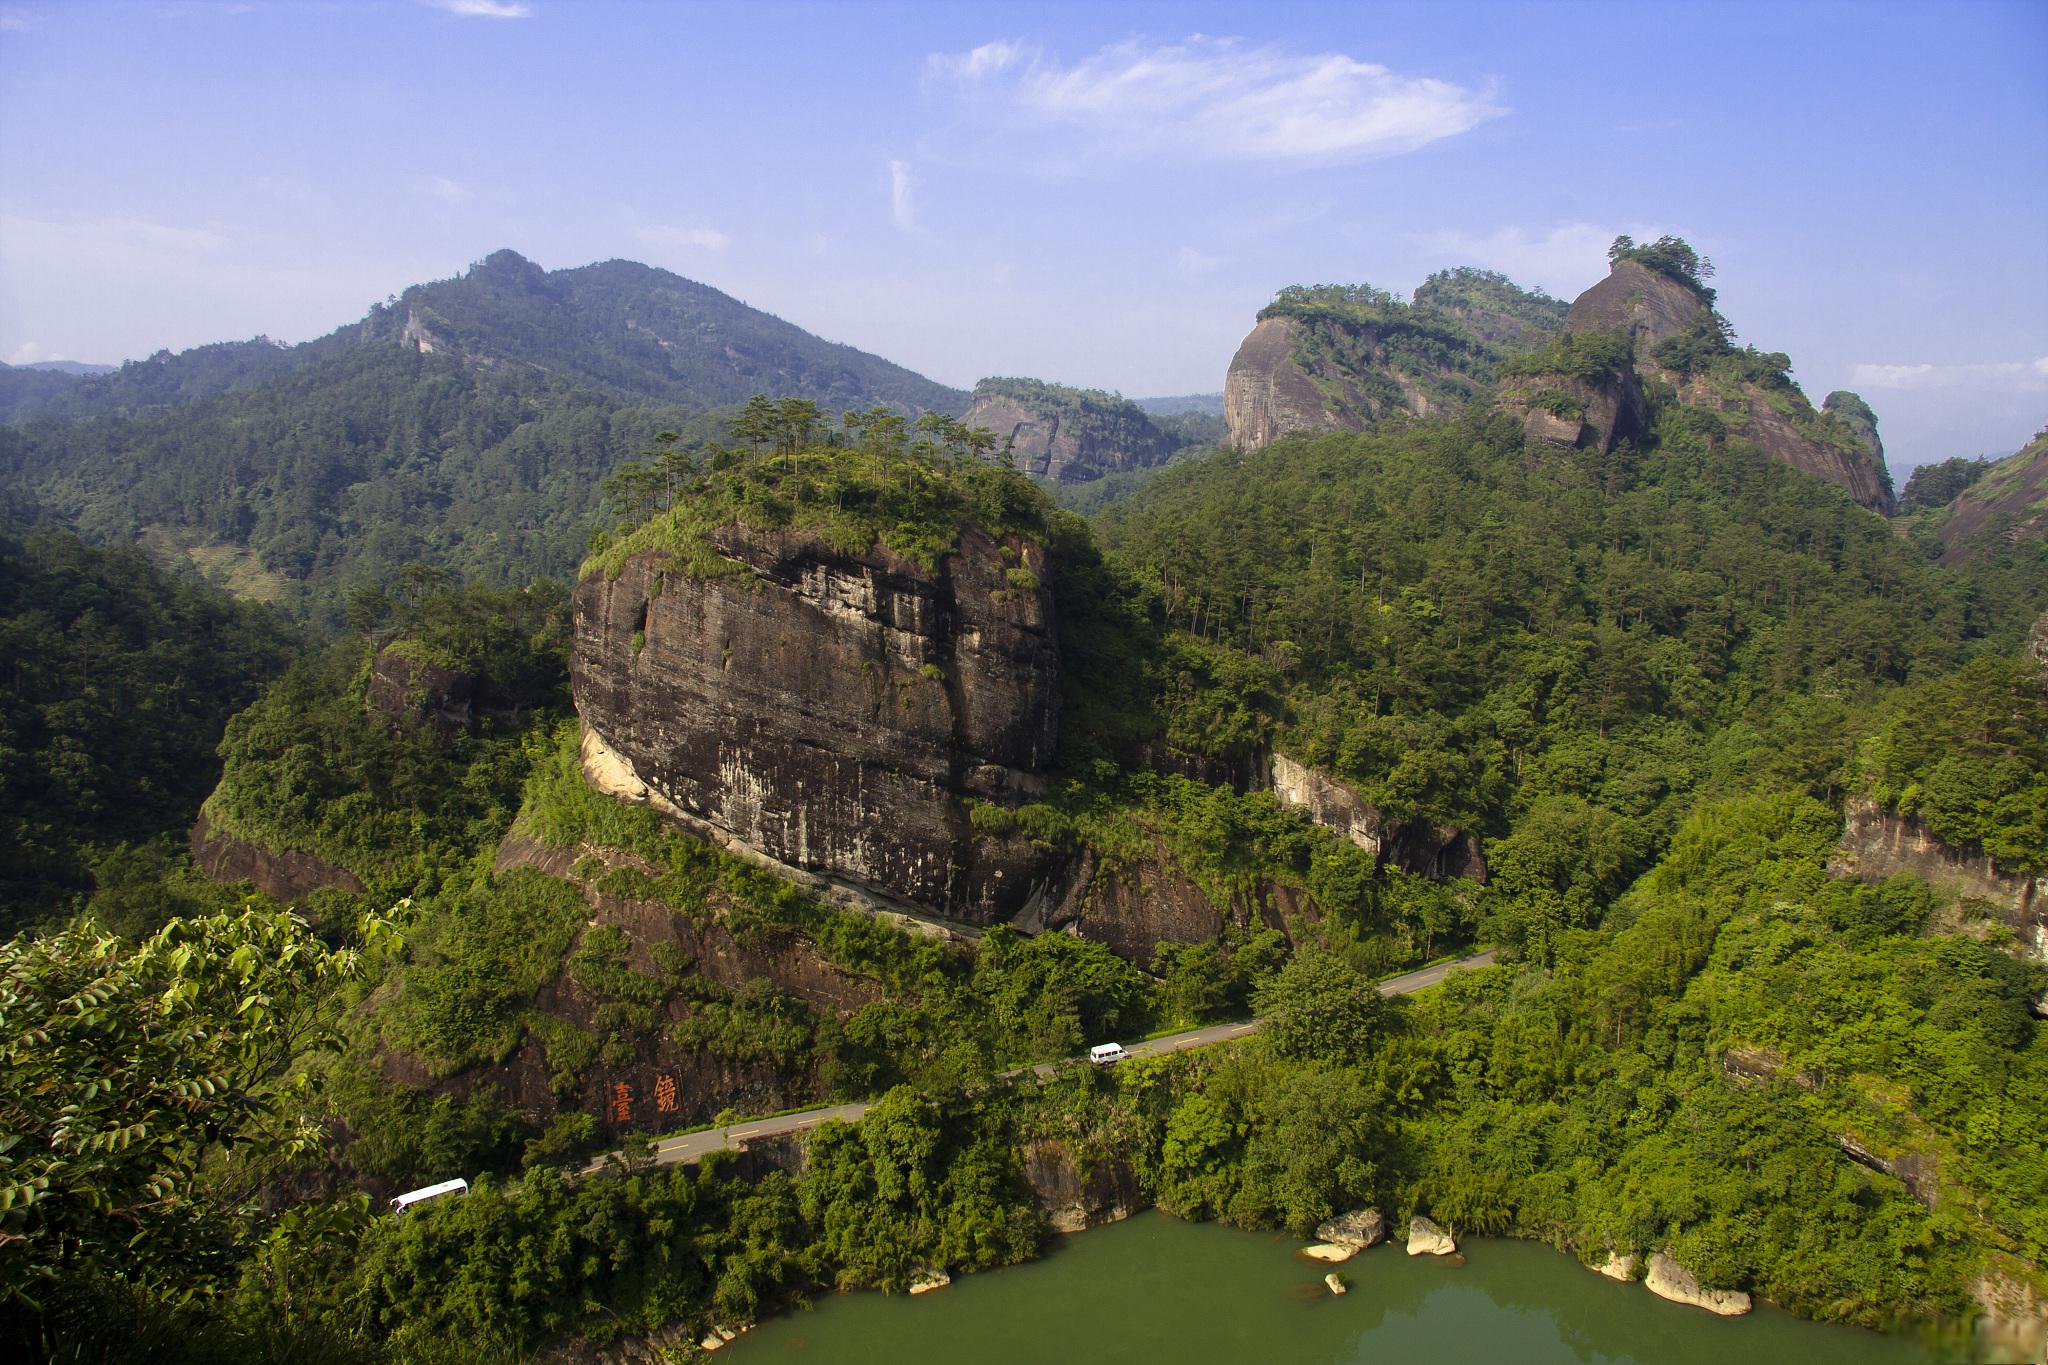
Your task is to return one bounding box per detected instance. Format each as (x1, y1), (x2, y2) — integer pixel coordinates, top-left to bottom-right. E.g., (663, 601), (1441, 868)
(0, 250), (968, 614)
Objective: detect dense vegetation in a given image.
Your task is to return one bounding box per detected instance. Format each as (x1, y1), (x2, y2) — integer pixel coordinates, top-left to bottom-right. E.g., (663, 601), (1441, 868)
(0, 531), (291, 931)
(5, 236), (2046, 1361)
(1900, 453), (1997, 514)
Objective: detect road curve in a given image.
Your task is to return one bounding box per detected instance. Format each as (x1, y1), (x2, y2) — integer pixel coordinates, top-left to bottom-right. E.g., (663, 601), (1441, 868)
(582, 947), (1497, 1176)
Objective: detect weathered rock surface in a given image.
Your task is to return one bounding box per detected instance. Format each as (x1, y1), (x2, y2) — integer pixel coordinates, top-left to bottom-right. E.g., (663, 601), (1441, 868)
(1406, 1214), (1456, 1256)
(1024, 841), (1299, 965)
(1594, 1251), (1640, 1282)
(1974, 1265), (2048, 1365)
(1644, 1252), (1751, 1315)
(1324, 1272), (1348, 1296)
(962, 379), (1179, 484)
(1315, 1208), (1389, 1250)
(2029, 608), (2048, 677)
(1301, 1243), (1358, 1263)
(1270, 754), (1487, 882)
(1831, 797), (2042, 959)
(1675, 374), (1895, 514)
(1496, 367), (1648, 455)
(1020, 1137), (1144, 1233)
(1224, 316), (1361, 450)
(364, 647), (478, 737)
(908, 1269), (952, 1295)
(1563, 259), (1709, 353)
(572, 526), (1064, 925)
(1935, 428), (2048, 565)
(190, 810), (365, 901)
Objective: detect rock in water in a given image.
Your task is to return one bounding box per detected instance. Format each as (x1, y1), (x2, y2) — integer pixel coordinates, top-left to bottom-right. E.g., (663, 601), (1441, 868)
(1313, 1208), (1389, 1250)
(1301, 1243), (1357, 1263)
(1406, 1214), (1457, 1256)
(909, 1269), (952, 1295)
(1644, 1252), (1752, 1315)
(1325, 1272), (1347, 1296)
(1594, 1252), (1640, 1281)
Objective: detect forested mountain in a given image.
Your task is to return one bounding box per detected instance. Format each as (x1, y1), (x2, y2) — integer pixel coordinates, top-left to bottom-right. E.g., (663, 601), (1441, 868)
(4, 237), (2046, 1364)
(0, 251), (969, 619)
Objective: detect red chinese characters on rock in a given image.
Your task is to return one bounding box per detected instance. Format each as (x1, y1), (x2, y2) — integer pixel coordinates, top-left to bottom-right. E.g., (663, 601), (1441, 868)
(654, 1074), (679, 1114)
(611, 1082), (633, 1124)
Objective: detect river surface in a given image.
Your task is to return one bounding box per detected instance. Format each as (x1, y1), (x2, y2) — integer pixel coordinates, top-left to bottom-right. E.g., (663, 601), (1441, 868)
(730, 1211), (1954, 1364)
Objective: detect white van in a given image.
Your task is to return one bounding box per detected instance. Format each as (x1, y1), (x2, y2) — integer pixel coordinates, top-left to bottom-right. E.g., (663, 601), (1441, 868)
(1089, 1043), (1128, 1066)
(390, 1177), (468, 1215)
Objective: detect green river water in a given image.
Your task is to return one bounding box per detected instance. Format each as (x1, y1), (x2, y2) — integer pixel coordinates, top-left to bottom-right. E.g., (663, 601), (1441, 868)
(730, 1212), (1955, 1364)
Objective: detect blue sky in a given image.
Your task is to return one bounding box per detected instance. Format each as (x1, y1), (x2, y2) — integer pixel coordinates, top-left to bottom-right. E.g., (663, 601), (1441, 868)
(1, 0), (2043, 472)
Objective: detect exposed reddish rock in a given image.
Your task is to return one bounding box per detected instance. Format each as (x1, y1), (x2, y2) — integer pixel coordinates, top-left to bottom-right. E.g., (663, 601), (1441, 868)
(571, 526), (1064, 926)
(189, 810), (365, 901)
(1830, 797), (2042, 959)
(1675, 374), (1895, 513)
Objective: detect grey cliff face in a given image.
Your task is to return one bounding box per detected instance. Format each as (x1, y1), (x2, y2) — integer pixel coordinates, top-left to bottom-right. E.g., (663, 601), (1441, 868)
(571, 524), (1064, 923)
(1223, 316), (1354, 450)
(961, 391), (1176, 484)
(1563, 259), (1709, 352)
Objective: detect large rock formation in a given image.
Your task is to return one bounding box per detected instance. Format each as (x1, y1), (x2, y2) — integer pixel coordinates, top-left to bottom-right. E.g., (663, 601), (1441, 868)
(1406, 1214), (1457, 1256)
(571, 525), (1065, 925)
(1020, 1137), (1143, 1233)
(962, 378), (1180, 484)
(1831, 797), (2043, 960)
(1224, 274), (1562, 450)
(1501, 253), (1896, 512)
(1644, 1252), (1752, 1315)
(189, 811), (365, 902)
(1269, 754), (1487, 881)
(1934, 427), (2048, 565)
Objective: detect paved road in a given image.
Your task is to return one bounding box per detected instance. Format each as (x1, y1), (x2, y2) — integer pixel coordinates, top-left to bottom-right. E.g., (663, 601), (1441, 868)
(583, 947), (1496, 1176)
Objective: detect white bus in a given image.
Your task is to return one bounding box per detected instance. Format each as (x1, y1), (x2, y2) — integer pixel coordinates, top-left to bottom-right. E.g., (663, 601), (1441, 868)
(1089, 1043), (1128, 1066)
(390, 1177), (469, 1215)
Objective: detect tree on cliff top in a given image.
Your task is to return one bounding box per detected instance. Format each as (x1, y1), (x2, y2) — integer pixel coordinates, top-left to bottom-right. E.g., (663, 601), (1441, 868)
(1609, 235), (1717, 298)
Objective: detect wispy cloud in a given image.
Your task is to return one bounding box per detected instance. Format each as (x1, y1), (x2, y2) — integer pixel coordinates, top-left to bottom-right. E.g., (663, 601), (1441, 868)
(1850, 357), (2048, 390)
(426, 175), (469, 205)
(889, 160), (917, 231)
(1417, 221), (1667, 296)
(926, 35), (1503, 165)
(0, 8), (32, 31)
(1176, 246), (1220, 276)
(423, 0), (533, 19)
(633, 223), (730, 252)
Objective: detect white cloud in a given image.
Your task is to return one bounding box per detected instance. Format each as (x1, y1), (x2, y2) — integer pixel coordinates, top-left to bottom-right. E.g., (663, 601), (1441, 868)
(890, 160), (917, 231)
(423, 0), (533, 18)
(0, 8), (33, 30)
(7, 342), (51, 364)
(1417, 221), (1666, 297)
(1176, 246), (1220, 276)
(426, 175), (469, 204)
(633, 223), (730, 252)
(1850, 358), (2048, 391)
(926, 35), (1503, 165)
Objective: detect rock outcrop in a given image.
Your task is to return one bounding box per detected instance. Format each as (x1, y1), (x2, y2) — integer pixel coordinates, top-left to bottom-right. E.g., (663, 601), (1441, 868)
(1269, 754), (1487, 881)
(572, 526), (1064, 925)
(1644, 1252), (1752, 1316)
(1023, 841), (1301, 965)
(1594, 1251), (1640, 1281)
(1020, 1138), (1144, 1233)
(1503, 255), (1895, 511)
(1406, 1214), (1456, 1256)
(189, 810), (365, 902)
(1934, 427), (2048, 565)
(1315, 1208), (1389, 1250)
(962, 378), (1179, 484)
(1223, 276), (1560, 450)
(1831, 797), (2043, 959)
(364, 647), (478, 737)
